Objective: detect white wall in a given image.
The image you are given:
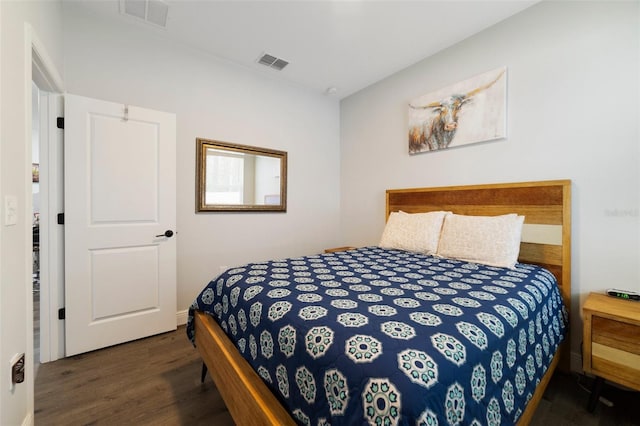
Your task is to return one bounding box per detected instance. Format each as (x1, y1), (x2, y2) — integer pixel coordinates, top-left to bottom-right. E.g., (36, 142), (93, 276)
(62, 6), (342, 312)
(0, 1), (64, 424)
(340, 1), (639, 370)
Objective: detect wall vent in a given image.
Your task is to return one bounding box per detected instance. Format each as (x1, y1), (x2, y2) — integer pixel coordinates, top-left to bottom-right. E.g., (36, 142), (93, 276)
(120, 0), (169, 28)
(257, 53), (289, 71)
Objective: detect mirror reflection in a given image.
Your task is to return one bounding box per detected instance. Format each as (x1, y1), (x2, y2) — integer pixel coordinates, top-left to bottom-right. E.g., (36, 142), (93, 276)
(196, 138), (287, 212)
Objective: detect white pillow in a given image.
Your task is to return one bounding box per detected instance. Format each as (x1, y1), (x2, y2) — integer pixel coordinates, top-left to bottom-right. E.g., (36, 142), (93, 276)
(379, 211), (448, 254)
(436, 213), (525, 268)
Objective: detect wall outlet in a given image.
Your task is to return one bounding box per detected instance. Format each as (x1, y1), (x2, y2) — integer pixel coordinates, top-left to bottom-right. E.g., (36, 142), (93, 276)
(10, 353), (25, 390)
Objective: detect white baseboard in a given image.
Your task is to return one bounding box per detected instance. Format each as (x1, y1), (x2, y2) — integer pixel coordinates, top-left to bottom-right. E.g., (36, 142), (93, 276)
(176, 309), (189, 326)
(22, 412), (34, 426)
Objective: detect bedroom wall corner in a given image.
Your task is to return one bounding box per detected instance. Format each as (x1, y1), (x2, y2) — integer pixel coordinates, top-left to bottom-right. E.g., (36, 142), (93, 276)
(339, 1), (640, 372)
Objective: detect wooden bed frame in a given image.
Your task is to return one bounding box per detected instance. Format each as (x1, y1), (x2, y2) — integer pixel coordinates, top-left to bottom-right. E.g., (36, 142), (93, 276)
(194, 179), (571, 426)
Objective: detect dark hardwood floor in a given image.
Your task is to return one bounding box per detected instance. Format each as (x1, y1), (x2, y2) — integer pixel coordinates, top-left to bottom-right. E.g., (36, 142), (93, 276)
(35, 327), (233, 425)
(35, 327), (640, 425)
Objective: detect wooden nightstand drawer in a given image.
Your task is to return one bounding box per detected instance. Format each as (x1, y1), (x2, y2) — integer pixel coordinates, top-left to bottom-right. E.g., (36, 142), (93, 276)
(583, 293), (640, 392)
(592, 316), (640, 354)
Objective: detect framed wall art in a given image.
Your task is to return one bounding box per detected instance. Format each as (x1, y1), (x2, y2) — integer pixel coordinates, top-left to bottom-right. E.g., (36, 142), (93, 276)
(408, 66), (507, 154)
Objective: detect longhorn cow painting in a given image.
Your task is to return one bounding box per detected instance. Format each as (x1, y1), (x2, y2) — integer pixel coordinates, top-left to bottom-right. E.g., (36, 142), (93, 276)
(408, 67), (507, 154)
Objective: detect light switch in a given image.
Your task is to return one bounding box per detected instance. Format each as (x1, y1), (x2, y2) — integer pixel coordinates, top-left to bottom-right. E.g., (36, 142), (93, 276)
(4, 195), (18, 226)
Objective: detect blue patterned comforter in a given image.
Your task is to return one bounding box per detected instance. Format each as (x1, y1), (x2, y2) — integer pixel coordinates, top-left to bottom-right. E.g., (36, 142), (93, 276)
(187, 247), (567, 425)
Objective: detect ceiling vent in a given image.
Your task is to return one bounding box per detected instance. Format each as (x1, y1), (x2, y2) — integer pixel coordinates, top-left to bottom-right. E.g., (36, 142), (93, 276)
(120, 0), (169, 28)
(257, 53), (289, 71)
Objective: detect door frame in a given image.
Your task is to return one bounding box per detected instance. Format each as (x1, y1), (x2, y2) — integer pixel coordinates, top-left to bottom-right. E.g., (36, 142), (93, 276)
(36, 91), (64, 363)
(27, 25), (64, 373)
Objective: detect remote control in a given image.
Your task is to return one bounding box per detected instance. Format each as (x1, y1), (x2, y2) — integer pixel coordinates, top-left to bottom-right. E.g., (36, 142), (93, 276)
(606, 288), (640, 301)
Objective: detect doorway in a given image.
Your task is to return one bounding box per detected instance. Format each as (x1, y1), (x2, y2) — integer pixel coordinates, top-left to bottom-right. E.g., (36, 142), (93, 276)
(28, 32), (176, 368)
(31, 36), (65, 368)
(31, 82), (64, 369)
(32, 81), (41, 377)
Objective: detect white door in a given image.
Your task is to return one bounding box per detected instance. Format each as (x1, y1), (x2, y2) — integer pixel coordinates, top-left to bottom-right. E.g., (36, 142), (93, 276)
(64, 94), (176, 356)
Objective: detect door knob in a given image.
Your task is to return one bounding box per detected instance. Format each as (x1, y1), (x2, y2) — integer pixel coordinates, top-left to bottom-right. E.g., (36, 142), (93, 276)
(155, 230), (174, 238)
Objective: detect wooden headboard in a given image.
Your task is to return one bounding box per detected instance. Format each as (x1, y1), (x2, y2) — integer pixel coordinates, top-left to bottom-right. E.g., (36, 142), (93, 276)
(386, 180), (571, 316)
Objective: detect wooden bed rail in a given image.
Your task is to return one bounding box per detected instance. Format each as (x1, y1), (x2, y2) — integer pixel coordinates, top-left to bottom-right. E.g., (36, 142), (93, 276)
(195, 311), (296, 426)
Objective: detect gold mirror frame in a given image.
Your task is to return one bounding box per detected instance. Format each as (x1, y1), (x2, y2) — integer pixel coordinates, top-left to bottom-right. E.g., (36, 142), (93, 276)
(196, 138), (287, 212)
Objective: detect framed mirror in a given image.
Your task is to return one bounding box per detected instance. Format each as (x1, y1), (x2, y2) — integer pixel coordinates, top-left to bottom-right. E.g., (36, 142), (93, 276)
(196, 138), (287, 212)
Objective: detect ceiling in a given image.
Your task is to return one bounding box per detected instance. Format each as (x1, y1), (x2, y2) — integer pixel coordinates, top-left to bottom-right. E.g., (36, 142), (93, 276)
(67, 0), (537, 99)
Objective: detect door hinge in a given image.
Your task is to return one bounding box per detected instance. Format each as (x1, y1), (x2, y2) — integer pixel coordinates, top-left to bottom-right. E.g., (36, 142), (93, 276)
(57, 117), (64, 129)
(57, 213), (64, 225)
(58, 308), (65, 320)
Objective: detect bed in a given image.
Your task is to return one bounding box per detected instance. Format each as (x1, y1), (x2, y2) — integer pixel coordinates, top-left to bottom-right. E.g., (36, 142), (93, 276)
(187, 180), (571, 425)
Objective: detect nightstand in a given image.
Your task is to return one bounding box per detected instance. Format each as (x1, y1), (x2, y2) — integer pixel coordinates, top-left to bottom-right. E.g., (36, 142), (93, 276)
(324, 246), (356, 253)
(582, 292), (640, 411)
